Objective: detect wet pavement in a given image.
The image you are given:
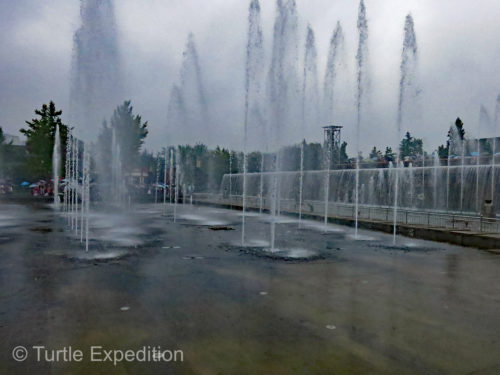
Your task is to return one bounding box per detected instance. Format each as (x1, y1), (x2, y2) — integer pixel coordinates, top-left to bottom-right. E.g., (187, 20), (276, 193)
(0, 202), (499, 374)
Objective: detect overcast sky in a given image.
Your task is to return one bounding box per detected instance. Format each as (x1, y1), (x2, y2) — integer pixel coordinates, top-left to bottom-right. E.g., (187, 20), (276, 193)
(0, 0), (499, 153)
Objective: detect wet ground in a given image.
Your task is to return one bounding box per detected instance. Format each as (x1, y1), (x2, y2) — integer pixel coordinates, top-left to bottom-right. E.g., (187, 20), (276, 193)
(0, 201), (499, 374)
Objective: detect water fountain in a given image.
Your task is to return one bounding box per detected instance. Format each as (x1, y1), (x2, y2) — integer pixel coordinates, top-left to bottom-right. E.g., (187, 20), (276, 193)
(492, 95), (500, 203)
(174, 148), (180, 223)
(163, 149), (168, 214)
(52, 124), (61, 209)
(477, 105), (491, 211)
(70, 0), (122, 142)
(355, 0), (369, 238)
(323, 144), (331, 232)
(394, 14), (418, 243)
(302, 25), (319, 136)
(83, 144), (90, 251)
(298, 141), (304, 227)
(169, 149), (174, 205)
(323, 21), (344, 123)
(433, 151), (440, 210)
(166, 34), (210, 146)
(58, 0), (499, 256)
(155, 154), (161, 204)
(265, 0), (300, 251)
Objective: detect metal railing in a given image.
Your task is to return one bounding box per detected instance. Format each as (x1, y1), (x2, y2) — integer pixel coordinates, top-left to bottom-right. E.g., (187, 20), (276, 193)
(193, 193), (500, 234)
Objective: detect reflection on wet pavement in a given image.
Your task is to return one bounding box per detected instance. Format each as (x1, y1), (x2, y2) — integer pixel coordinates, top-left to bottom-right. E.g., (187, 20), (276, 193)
(0, 202), (499, 374)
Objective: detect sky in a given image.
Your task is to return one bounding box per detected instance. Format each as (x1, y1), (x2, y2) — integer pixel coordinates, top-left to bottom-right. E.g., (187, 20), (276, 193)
(0, 0), (499, 154)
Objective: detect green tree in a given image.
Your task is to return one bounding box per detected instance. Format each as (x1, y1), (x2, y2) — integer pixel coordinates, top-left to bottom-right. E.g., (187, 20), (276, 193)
(98, 101), (148, 175)
(369, 146), (382, 160)
(338, 141), (349, 168)
(437, 144), (448, 161)
(399, 131), (423, 160)
(384, 147), (396, 163)
(111, 101), (148, 170)
(19, 102), (69, 179)
(438, 117), (466, 161)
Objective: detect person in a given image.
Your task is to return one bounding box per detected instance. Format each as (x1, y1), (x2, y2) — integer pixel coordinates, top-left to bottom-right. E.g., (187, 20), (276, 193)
(482, 200), (496, 219)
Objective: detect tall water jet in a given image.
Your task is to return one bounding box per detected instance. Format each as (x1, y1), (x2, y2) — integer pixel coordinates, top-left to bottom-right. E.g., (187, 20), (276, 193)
(84, 144), (90, 251)
(52, 124), (61, 209)
(447, 121), (463, 210)
(166, 85), (186, 144)
(368, 176), (375, 206)
(174, 148), (180, 223)
(259, 154), (264, 213)
(243, 0), (266, 151)
(163, 149), (168, 214)
(266, 0), (299, 250)
(323, 144), (331, 232)
(169, 149), (174, 205)
(354, 0), (369, 237)
(229, 153), (233, 209)
(433, 151), (440, 210)
(460, 134), (466, 212)
(155, 155), (161, 204)
(167, 34), (210, 146)
(242, 0), (265, 245)
(477, 105), (491, 211)
(65, 132), (72, 221)
(323, 22), (344, 123)
(302, 25), (319, 136)
(421, 152), (425, 209)
(298, 141), (304, 227)
(70, 0), (123, 141)
(267, 0), (299, 147)
(394, 14), (417, 242)
(409, 163), (414, 208)
(492, 94), (500, 203)
(72, 136), (78, 230)
(80, 142), (86, 242)
(75, 137), (80, 233)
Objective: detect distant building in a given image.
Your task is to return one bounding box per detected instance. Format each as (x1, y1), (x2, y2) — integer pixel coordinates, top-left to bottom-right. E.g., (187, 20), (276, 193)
(126, 168), (148, 187)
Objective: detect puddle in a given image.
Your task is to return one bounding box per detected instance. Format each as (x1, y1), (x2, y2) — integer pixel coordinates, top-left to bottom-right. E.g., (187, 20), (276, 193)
(69, 249), (128, 261)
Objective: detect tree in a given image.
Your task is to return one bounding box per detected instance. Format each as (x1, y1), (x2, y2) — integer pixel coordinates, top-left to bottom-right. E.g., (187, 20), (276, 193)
(19, 102), (69, 179)
(451, 118), (465, 141)
(438, 117), (466, 161)
(384, 147), (396, 163)
(97, 101), (148, 175)
(338, 141), (349, 167)
(369, 146), (382, 160)
(399, 131), (423, 160)
(368, 146), (385, 167)
(111, 101), (148, 170)
(437, 144), (448, 161)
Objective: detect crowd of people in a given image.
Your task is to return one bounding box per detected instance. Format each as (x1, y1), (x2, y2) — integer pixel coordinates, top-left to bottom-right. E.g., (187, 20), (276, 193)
(31, 181), (55, 197)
